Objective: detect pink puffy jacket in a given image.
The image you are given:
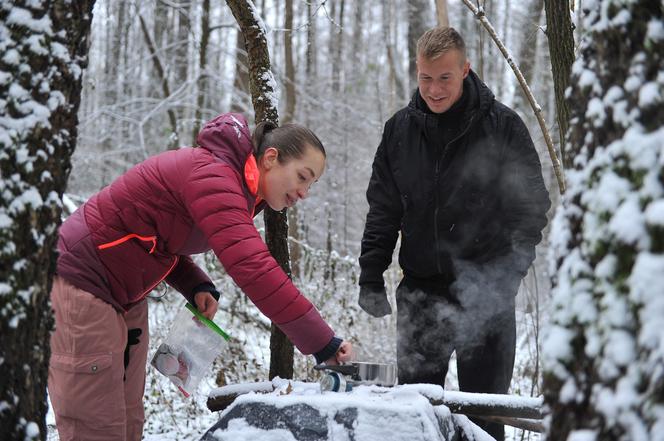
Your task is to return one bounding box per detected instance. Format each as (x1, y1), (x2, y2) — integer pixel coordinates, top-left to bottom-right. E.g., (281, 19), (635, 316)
(56, 113), (335, 355)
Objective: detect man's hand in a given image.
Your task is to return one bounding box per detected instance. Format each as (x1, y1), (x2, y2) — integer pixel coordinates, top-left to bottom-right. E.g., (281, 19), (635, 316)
(358, 285), (392, 318)
(324, 340), (353, 365)
(194, 291), (218, 320)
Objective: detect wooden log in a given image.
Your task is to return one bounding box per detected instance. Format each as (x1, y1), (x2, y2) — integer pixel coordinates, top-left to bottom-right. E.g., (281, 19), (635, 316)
(472, 415), (545, 433)
(427, 390), (545, 420)
(207, 381), (274, 412)
(207, 381), (545, 425)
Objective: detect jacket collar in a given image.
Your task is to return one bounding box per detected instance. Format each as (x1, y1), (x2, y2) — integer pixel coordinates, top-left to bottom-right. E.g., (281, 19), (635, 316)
(244, 153), (264, 216)
(244, 154), (260, 197)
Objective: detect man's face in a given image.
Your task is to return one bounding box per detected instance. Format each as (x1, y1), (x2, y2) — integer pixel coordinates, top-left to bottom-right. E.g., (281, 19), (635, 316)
(417, 49), (470, 114)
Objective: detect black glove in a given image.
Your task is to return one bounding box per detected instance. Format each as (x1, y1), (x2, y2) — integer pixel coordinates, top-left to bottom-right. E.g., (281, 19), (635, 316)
(358, 284), (392, 318)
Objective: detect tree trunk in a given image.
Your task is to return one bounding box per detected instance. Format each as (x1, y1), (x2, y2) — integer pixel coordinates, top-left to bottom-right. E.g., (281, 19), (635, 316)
(283, 0), (296, 124)
(266, 206), (295, 380)
(225, 0), (292, 380)
(407, 0), (430, 90)
(175, 1), (192, 125)
(192, 0), (211, 144)
(283, 0), (301, 279)
(495, 0), (511, 100)
(303, 0), (317, 126)
(543, 1), (664, 440)
(436, 0), (450, 27)
(102, 0), (125, 185)
(138, 14), (179, 149)
(0, 2), (95, 439)
(383, 0), (405, 113)
(154, 0), (168, 55)
(331, 0), (345, 98)
(230, 31), (250, 113)
(513, 0), (545, 116)
(543, 0), (574, 168)
(476, 0), (485, 80)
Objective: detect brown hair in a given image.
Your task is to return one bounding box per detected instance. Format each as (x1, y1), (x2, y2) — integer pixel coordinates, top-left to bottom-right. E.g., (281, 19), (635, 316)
(252, 121), (326, 163)
(416, 27), (467, 63)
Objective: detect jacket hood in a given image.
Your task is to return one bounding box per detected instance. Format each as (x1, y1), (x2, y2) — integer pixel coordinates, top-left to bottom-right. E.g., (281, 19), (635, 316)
(196, 113), (255, 170)
(406, 69), (495, 129)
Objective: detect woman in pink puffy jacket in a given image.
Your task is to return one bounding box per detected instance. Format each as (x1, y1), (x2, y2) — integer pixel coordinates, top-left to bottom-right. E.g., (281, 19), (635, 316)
(49, 113), (353, 441)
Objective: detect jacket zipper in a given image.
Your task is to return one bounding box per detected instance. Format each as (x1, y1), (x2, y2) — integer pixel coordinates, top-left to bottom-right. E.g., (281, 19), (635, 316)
(97, 234), (179, 306)
(433, 117), (475, 275)
(136, 254), (179, 303)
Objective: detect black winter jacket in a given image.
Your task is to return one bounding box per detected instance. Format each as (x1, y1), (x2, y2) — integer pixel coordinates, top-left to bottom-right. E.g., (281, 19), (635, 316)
(359, 71), (550, 292)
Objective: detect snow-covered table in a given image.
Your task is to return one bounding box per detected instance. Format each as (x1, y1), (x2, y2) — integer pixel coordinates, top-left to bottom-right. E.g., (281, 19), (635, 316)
(201, 379), (501, 441)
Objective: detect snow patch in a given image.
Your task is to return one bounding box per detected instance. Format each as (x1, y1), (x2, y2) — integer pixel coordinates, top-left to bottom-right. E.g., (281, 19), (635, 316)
(567, 429), (597, 441)
(9, 188), (44, 213)
(0, 213), (11, 228)
(2, 48), (20, 65)
(25, 421), (40, 438)
(638, 82), (661, 108)
(578, 69), (597, 89)
(7, 7), (53, 34)
(608, 196), (647, 247)
(0, 283), (11, 296)
(212, 419), (296, 441)
(586, 97), (606, 127)
(646, 19), (664, 41)
(645, 200), (664, 226)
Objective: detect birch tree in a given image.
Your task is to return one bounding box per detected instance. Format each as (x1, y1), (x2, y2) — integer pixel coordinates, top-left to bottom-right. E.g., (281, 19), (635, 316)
(544, 1), (664, 439)
(0, 1), (95, 439)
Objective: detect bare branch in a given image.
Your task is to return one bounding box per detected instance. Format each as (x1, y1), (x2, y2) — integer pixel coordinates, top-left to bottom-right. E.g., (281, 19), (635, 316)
(461, 0), (566, 195)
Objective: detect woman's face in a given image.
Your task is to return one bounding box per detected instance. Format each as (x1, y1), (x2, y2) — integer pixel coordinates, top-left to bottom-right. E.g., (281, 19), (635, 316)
(257, 144), (325, 211)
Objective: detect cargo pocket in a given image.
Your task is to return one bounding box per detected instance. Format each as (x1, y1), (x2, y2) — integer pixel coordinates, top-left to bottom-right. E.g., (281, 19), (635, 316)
(49, 352), (122, 421)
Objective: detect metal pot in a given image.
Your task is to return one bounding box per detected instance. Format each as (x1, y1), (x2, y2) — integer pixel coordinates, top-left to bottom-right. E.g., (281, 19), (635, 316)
(353, 362), (398, 386)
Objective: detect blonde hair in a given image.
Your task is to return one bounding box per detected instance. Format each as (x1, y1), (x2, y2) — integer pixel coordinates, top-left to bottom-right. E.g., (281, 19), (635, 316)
(416, 27), (467, 63)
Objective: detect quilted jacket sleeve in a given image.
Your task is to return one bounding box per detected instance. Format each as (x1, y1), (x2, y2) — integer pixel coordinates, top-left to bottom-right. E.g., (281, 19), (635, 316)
(181, 155), (335, 355)
(165, 255), (212, 305)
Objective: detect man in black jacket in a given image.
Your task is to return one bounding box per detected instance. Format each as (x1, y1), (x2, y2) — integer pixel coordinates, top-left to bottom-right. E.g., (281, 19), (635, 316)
(358, 27), (550, 440)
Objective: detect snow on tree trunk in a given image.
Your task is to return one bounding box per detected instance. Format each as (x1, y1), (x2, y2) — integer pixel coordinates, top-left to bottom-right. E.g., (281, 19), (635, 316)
(543, 0), (574, 167)
(0, 1), (95, 440)
(543, 1), (664, 440)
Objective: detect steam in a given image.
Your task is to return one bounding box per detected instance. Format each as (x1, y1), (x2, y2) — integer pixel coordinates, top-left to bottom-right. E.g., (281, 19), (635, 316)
(396, 256), (520, 385)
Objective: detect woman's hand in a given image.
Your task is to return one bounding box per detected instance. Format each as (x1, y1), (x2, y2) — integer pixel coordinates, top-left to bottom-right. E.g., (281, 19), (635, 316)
(194, 291), (218, 320)
(324, 340), (353, 365)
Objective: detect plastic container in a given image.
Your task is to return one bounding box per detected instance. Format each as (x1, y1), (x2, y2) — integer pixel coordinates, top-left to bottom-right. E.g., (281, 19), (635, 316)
(151, 303), (230, 397)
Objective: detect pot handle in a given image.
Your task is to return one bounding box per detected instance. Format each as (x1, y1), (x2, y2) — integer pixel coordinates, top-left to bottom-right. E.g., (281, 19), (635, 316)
(314, 363), (357, 376)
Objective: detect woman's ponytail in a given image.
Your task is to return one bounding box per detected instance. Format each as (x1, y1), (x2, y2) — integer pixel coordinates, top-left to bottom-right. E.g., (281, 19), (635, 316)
(252, 120), (278, 156)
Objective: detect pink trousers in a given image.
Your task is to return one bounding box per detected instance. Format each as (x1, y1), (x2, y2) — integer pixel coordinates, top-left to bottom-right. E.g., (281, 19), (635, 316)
(48, 276), (149, 441)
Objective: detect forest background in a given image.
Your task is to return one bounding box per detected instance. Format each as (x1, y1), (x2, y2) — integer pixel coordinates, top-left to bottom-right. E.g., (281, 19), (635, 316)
(61, 0), (559, 438)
